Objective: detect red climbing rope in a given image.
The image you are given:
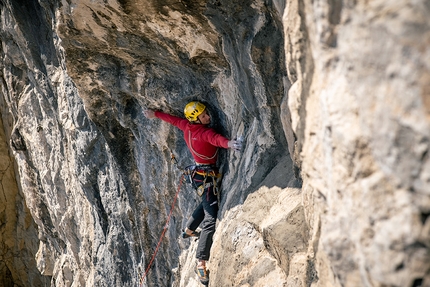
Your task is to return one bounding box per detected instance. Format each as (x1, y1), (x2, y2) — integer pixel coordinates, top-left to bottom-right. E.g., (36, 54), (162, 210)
(138, 173), (185, 287)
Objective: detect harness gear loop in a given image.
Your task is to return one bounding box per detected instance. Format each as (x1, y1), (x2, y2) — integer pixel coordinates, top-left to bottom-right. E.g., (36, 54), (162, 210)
(197, 176), (207, 196)
(212, 176), (219, 195)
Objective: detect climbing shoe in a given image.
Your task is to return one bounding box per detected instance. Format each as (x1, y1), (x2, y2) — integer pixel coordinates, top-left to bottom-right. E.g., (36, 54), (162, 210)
(181, 229), (200, 239)
(196, 266), (209, 285)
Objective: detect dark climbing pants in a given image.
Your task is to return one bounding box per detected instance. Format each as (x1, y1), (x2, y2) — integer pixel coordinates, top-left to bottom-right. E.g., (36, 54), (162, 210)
(186, 172), (219, 261)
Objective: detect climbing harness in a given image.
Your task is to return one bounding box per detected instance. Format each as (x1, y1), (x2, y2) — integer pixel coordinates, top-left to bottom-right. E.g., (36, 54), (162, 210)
(189, 164), (221, 196)
(138, 151), (184, 287)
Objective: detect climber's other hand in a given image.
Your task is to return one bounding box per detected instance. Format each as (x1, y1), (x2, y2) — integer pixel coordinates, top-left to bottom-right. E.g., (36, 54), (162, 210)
(144, 109), (156, 119)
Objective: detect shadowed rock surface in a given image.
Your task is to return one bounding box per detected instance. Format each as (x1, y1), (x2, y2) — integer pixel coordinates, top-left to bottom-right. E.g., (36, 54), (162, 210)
(0, 0), (429, 286)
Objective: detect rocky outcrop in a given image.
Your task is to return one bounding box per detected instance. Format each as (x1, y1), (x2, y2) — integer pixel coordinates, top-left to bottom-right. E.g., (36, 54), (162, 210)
(0, 0), (429, 287)
(287, 1), (430, 286)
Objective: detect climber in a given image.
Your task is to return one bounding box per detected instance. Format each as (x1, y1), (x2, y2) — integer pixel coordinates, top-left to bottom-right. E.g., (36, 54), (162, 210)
(144, 101), (241, 285)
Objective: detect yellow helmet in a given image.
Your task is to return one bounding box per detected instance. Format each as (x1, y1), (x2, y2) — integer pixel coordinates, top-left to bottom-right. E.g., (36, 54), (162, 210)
(184, 101), (206, 122)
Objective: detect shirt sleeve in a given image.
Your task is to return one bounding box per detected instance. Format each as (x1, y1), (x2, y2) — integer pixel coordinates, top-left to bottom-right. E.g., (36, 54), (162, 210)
(154, 111), (189, 131)
(199, 128), (230, 149)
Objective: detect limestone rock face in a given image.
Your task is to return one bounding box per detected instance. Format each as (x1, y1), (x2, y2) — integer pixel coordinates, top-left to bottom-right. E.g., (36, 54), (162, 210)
(285, 1), (430, 286)
(0, 0), (429, 287)
(0, 111), (51, 286)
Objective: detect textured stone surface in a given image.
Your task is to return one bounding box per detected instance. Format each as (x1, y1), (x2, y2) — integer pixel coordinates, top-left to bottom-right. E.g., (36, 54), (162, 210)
(288, 1), (430, 286)
(210, 156), (305, 287)
(0, 110), (50, 287)
(0, 0), (429, 286)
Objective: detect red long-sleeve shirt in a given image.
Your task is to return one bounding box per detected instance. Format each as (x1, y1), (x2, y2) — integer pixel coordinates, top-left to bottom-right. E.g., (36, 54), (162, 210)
(154, 111), (229, 165)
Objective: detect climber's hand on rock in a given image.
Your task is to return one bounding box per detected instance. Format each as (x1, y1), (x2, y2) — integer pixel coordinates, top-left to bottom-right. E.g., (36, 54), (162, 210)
(144, 109), (156, 119)
(228, 140), (242, 151)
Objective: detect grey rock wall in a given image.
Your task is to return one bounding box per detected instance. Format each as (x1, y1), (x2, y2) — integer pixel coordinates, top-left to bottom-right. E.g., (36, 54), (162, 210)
(0, 0), (429, 287)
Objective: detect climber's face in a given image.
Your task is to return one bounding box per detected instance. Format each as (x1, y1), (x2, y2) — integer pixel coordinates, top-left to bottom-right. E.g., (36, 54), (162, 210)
(197, 109), (211, 125)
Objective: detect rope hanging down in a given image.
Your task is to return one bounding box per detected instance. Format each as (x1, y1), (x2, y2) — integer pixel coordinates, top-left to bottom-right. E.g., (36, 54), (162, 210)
(138, 152), (184, 287)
